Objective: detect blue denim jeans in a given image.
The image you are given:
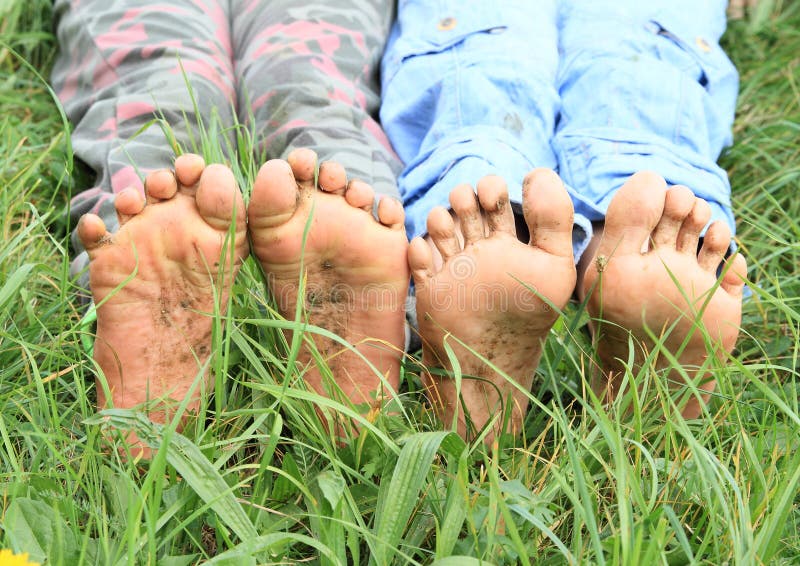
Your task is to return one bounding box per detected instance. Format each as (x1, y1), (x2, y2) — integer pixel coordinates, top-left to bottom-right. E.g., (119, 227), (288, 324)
(381, 0), (737, 260)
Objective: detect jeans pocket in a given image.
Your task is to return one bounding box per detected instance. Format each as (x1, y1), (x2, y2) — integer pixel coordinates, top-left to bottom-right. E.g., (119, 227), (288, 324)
(647, 17), (735, 93)
(382, 2), (508, 85)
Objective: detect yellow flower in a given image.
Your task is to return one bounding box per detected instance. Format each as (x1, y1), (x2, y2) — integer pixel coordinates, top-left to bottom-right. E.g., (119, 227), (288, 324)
(0, 549), (40, 566)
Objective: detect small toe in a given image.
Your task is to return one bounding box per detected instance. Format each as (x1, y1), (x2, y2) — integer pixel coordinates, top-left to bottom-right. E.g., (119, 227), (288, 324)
(522, 168), (574, 258)
(318, 161), (347, 195)
(144, 169), (177, 203)
(676, 198), (711, 254)
(721, 253), (747, 296)
(196, 164), (245, 231)
(449, 184), (484, 245)
(77, 213), (110, 255)
(597, 171), (667, 257)
(287, 148), (318, 184)
(408, 236), (434, 287)
(652, 185), (695, 249)
(377, 196), (405, 230)
(476, 175), (516, 237)
(344, 179), (375, 212)
(115, 187), (145, 226)
(174, 153), (205, 187)
(426, 206), (459, 261)
(697, 221), (732, 272)
(249, 159), (299, 229)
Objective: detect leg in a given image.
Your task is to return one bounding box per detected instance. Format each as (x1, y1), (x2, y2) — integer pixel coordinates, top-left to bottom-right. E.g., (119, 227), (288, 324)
(556, 0), (747, 415)
(53, 1), (243, 455)
(247, 149), (409, 434)
(581, 174), (746, 416)
(78, 155), (248, 457)
(232, 1), (408, 432)
(52, 0), (237, 278)
(231, 0), (401, 198)
(381, 1), (575, 439)
(380, 0), (573, 243)
(408, 171), (575, 442)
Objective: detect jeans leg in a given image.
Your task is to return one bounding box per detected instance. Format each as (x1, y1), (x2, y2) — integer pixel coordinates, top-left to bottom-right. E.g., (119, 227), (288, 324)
(380, 0), (565, 241)
(554, 0), (738, 252)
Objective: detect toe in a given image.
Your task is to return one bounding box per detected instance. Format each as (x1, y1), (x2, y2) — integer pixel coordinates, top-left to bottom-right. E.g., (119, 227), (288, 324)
(77, 213), (110, 256)
(174, 153), (205, 187)
(676, 198), (711, 254)
(652, 185), (695, 249)
(427, 206), (460, 261)
(144, 169), (177, 204)
(249, 159), (299, 229)
(318, 161), (347, 195)
(721, 253), (747, 296)
(597, 171), (667, 257)
(115, 187), (145, 226)
(287, 147), (318, 186)
(697, 221), (731, 272)
(377, 196), (405, 230)
(449, 184), (484, 245)
(196, 164), (246, 231)
(476, 175), (515, 237)
(522, 168), (574, 258)
(345, 179), (375, 212)
(408, 236), (434, 288)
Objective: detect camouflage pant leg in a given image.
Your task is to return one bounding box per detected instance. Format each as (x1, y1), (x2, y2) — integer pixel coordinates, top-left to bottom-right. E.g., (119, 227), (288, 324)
(230, 0), (402, 199)
(51, 0), (237, 281)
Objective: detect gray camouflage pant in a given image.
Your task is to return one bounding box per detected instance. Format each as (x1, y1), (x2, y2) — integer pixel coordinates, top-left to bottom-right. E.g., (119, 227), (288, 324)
(51, 0), (402, 280)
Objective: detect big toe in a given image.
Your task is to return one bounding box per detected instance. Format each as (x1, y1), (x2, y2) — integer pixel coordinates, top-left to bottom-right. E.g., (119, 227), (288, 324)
(522, 168), (574, 258)
(249, 159), (300, 230)
(196, 164), (246, 231)
(598, 171), (668, 257)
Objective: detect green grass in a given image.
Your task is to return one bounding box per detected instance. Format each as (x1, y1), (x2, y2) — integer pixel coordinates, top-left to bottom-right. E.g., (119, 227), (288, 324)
(2, 1), (800, 564)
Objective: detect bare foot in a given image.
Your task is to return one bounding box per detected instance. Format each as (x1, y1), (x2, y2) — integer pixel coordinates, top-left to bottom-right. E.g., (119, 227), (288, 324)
(409, 170), (576, 442)
(581, 171), (747, 417)
(77, 154), (248, 457)
(248, 149), (409, 423)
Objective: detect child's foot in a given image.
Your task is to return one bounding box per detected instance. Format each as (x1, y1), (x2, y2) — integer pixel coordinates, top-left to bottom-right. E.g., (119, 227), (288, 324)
(409, 170), (576, 441)
(581, 171), (747, 417)
(77, 154), (248, 457)
(248, 149), (409, 418)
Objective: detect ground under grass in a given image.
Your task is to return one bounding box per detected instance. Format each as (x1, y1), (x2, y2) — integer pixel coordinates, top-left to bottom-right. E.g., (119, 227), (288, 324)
(1, 1), (799, 564)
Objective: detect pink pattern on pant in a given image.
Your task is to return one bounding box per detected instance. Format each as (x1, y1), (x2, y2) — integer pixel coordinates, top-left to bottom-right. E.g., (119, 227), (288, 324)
(117, 102), (157, 122)
(111, 166), (144, 194)
(53, 0), (402, 273)
(171, 56), (235, 100)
